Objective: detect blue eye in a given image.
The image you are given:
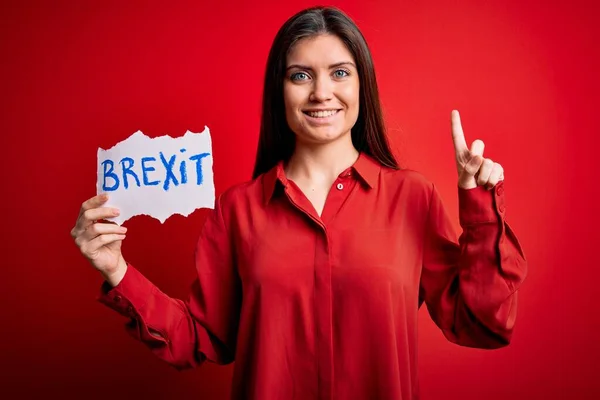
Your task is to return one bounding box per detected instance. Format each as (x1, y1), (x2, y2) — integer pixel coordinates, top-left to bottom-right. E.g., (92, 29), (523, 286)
(334, 69), (349, 78)
(291, 72), (309, 81)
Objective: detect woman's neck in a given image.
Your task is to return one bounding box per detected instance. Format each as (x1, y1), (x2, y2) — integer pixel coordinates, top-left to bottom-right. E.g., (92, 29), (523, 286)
(285, 134), (359, 186)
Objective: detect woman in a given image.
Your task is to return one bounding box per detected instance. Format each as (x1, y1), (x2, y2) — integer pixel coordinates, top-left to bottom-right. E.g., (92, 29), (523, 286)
(71, 6), (527, 400)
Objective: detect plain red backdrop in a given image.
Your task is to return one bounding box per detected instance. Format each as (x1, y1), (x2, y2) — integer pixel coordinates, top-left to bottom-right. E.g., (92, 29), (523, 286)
(1, 0), (599, 398)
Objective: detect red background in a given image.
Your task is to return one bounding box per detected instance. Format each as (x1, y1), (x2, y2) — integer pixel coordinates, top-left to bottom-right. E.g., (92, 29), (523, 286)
(2, 0), (599, 398)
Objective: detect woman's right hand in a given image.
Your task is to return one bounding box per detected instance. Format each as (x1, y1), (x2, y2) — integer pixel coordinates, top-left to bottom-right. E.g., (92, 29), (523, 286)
(70, 194), (128, 287)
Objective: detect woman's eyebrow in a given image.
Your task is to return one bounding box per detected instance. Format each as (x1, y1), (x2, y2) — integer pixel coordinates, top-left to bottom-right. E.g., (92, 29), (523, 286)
(286, 61), (356, 71)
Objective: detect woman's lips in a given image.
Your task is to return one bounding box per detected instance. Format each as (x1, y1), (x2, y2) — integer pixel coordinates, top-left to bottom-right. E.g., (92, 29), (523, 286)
(302, 109), (341, 124)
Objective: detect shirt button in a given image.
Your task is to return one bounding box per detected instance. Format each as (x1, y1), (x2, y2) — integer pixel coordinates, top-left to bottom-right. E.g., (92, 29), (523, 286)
(114, 295), (122, 303)
(498, 204), (506, 213)
(497, 185), (504, 195)
(336, 183), (344, 190)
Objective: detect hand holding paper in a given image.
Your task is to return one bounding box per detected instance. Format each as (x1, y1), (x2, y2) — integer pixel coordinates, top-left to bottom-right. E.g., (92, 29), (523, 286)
(70, 193), (128, 286)
(70, 127), (216, 287)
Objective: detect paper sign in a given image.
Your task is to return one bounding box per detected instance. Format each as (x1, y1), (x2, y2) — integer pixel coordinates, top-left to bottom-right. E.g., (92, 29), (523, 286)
(96, 127), (214, 225)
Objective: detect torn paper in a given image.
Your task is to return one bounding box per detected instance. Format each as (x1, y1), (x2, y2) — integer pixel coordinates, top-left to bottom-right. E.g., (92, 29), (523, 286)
(96, 127), (214, 225)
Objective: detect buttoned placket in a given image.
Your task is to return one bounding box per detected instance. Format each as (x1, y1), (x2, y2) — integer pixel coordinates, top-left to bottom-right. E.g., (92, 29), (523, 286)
(283, 170), (358, 400)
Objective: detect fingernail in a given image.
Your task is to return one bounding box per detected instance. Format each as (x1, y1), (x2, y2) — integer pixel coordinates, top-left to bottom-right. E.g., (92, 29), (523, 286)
(113, 209), (120, 215)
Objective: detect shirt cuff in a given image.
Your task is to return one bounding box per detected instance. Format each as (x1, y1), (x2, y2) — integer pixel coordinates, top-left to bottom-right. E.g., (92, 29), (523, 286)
(97, 264), (156, 319)
(458, 180), (506, 226)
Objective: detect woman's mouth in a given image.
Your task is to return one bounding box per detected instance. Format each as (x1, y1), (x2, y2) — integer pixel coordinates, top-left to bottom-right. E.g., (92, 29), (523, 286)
(303, 109), (341, 118)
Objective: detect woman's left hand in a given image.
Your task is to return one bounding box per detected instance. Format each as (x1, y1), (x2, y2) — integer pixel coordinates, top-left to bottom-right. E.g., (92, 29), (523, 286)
(451, 110), (504, 190)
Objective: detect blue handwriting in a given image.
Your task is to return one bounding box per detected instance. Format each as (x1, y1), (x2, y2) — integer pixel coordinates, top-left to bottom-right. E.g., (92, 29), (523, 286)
(101, 149), (210, 192)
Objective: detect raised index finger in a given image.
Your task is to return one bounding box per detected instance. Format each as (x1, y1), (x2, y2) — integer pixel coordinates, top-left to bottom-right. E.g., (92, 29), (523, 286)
(451, 110), (468, 154)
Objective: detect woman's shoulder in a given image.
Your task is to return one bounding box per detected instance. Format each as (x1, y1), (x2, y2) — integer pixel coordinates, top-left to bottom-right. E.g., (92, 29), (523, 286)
(380, 166), (434, 193)
(216, 176), (263, 208)
(376, 167), (438, 212)
(205, 178), (261, 225)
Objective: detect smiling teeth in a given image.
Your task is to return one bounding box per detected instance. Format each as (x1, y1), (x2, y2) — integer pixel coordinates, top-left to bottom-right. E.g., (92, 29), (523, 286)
(308, 110), (338, 118)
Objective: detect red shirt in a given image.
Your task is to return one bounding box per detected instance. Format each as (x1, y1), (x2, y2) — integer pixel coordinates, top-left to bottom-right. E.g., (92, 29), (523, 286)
(98, 152), (527, 400)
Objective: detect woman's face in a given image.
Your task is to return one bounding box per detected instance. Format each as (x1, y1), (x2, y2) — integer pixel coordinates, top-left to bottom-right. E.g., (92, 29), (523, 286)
(283, 34), (360, 146)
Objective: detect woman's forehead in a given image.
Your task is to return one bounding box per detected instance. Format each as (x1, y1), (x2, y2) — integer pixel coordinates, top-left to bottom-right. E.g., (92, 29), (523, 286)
(286, 34), (355, 67)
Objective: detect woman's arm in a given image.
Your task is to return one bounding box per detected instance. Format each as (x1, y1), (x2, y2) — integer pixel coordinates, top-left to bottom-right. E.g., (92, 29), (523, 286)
(419, 180), (527, 348)
(97, 194), (241, 369)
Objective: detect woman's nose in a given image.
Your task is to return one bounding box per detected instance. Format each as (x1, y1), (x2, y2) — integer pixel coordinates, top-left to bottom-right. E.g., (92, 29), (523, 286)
(309, 75), (334, 102)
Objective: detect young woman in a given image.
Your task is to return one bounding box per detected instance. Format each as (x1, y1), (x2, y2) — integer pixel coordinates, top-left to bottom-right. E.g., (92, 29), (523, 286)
(71, 6), (527, 400)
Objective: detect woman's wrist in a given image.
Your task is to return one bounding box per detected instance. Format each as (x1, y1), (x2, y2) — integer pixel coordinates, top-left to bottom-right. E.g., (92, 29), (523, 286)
(102, 256), (128, 288)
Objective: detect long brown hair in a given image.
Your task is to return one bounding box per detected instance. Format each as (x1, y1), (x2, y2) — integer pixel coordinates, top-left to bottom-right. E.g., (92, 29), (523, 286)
(252, 6), (399, 179)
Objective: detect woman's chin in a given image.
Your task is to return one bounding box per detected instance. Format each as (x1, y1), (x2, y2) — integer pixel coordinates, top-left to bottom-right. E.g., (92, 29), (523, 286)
(296, 127), (350, 145)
